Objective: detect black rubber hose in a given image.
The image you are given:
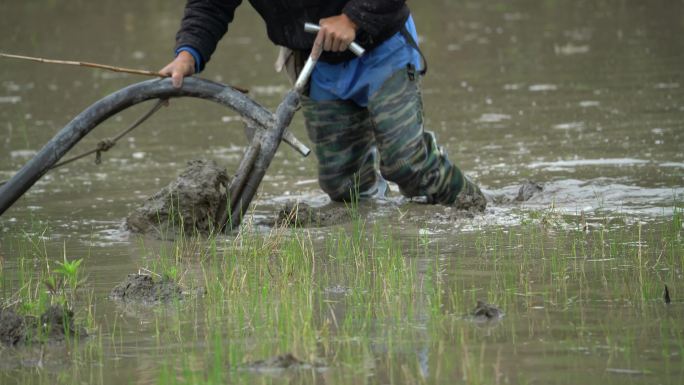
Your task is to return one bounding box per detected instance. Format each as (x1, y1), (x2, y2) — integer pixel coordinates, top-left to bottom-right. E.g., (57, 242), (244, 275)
(0, 77), (273, 217)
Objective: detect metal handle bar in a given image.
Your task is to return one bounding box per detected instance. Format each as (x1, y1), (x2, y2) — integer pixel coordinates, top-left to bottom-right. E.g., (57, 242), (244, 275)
(303, 23), (366, 56)
(294, 23), (366, 92)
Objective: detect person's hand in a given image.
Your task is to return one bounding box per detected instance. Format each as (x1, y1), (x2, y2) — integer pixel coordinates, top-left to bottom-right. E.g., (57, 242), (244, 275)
(159, 51), (195, 88)
(313, 14), (358, 58)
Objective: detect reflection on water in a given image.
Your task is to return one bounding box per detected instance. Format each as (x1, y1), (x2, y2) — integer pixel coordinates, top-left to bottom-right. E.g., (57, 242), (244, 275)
(0, 0), (683, 384)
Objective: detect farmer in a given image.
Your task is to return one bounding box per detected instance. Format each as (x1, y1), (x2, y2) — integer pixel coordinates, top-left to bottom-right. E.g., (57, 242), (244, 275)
(160, 0), (486, 211)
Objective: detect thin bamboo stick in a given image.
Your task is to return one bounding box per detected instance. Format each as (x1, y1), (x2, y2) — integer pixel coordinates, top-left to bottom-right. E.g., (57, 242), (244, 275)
(0, 52), (248, 93)
(1, 52), (163, 77)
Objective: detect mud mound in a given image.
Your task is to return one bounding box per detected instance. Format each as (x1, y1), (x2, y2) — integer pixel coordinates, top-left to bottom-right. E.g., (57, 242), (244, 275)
(515, 180), (544, 202)
(276, 202), (351, 227)
(39, 306), (85, 340)
(244, 353), (325, 371)
(0, 308), (27, 346)
(126, 159), (230, 236)
(109, 274), (183, 304)
(0, 306), (86, 346)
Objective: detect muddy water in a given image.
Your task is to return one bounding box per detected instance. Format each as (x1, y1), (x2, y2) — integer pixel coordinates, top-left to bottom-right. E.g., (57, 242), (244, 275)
(0, 0), (683, 384)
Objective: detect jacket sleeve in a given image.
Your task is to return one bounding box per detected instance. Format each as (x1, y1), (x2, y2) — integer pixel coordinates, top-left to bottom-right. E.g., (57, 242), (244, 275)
(342, 0), (407, 37)
(174, 0), (243, 69)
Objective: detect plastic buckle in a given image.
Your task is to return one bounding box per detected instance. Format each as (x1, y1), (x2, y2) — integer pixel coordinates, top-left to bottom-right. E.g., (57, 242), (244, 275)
(407, 64), (416, 81)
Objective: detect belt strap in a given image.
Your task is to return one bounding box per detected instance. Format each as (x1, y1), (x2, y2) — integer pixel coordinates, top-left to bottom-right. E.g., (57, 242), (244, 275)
(399, 25), (428, 76)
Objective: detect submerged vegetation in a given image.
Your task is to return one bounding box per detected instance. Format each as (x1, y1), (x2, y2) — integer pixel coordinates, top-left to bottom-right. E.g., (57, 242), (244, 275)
(1, 205), (682, 384)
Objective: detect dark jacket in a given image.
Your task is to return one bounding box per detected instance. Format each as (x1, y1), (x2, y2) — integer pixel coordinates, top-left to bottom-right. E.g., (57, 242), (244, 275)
(175, 0), (409, 70)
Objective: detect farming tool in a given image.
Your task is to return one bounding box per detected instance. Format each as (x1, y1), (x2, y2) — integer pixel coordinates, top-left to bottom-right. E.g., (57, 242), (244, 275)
(0, 24), (365, 231)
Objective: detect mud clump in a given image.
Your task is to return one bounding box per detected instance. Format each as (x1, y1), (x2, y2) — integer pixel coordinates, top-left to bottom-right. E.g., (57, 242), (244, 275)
(516, 180), (544, 202)
(276, 202), (351, 227)
(0, 306), (86, 346)
(244, 353), (325, 371)
(0, 308), (27, 346)
(109, 274), (183, 304)
(470, 300), (504, 323)
(126, 159), (230, 236)
(39, 306), (84, 340)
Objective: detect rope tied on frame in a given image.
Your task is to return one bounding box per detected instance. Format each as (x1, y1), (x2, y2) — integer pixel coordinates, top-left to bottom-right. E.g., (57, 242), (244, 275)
(95, 139), (116, 164)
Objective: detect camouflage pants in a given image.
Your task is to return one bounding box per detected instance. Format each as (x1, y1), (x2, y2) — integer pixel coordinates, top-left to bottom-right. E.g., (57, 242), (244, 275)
(302, 67), (472, 205)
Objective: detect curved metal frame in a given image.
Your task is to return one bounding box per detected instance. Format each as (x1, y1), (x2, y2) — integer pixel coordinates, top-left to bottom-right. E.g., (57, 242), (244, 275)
(0, 77), (305, 229)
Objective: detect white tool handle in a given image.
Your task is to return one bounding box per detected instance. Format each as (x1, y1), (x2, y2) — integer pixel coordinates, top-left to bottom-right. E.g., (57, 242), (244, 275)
(294, 23), (366, 92)
(303, 23), (366, 56)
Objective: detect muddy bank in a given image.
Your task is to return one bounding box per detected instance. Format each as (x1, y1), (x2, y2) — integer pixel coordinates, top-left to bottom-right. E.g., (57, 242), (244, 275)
(0, 305), (86, 346)
(109, 274), (183, 304)
(125, 159), (230, 237)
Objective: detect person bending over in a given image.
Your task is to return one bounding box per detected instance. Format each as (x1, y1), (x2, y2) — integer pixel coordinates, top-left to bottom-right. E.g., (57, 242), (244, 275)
(160, 0), (486, 211)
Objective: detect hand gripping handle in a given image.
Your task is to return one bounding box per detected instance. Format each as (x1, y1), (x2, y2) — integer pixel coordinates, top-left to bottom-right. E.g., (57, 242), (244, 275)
(294, 23), (366, 91)
(303, 23), (366, 56)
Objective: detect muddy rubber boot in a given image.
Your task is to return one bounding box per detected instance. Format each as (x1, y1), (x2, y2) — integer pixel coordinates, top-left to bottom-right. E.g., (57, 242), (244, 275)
(301, 97), (385, 202)
(421, 131), (486, 212)
(368, 68), (486, 211)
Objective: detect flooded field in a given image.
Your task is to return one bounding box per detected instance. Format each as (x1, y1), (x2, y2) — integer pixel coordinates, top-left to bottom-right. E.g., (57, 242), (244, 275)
(1, 0), (682, 384)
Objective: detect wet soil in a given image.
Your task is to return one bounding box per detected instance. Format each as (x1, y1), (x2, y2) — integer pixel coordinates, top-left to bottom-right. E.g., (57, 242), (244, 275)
(109, 274), (183, 304)
(243, 353), (325, 371)
(125, 159), (230, 237)
(0, 306), (86, 346)
(275, 202), (351, 227)
(275, 180), (545, 227)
